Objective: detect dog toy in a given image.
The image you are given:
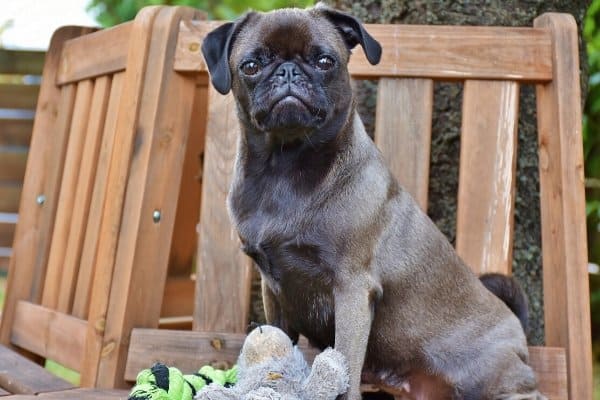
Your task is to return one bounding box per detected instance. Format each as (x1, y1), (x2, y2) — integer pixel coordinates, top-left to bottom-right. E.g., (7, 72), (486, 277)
(194, 325), (349, 400)
(128, 362), (238, 400)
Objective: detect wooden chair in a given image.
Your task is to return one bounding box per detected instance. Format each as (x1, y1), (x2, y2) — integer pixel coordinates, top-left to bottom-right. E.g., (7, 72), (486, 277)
(0, 6), (591, 400)
(0, 6), (205, 397)
(125, 11), (591, 400)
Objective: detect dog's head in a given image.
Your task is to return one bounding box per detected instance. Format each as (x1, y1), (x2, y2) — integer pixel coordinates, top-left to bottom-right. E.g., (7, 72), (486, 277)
(201, 4), (381, 141)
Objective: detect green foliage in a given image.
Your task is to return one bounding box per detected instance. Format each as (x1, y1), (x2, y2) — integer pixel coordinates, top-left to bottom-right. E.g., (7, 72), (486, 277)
(585, 1), (600, 268)
(585, 1), (600, 181)
(87, 0), (314, 26)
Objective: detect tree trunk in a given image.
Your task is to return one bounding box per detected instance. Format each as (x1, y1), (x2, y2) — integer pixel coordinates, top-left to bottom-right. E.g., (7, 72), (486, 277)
(324, 0), (590, 345)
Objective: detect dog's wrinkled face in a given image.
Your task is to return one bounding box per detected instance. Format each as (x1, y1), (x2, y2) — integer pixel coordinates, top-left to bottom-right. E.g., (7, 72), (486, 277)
(202, 5), (381, 141)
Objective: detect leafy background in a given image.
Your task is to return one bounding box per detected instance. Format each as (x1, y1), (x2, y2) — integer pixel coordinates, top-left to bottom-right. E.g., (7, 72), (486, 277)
(86, 0), (313, 24)
(585, 5), (600, 397)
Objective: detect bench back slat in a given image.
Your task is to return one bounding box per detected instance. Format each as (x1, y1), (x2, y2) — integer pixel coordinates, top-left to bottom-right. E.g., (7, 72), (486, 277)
(375, 78), (433, 211)
(194, 88), (254, 333)
(534, 13), (593, 400)
(42, 79), (95, 310)
(455, 80), (520, 275)
(59, 76), (111, 313)
(73, 73), (124, 319)
(175, 22), (553, 82)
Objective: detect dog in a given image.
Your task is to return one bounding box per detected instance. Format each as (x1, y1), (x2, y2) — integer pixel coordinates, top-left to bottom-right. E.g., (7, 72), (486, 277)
(201, 4), (544, 399)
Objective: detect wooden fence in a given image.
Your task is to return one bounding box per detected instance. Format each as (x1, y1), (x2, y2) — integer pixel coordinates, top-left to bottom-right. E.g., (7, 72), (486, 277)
(0, 49), (44, 271)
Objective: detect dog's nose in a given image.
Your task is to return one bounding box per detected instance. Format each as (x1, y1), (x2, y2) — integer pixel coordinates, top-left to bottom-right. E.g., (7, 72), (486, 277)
(275, 62), (301, 83)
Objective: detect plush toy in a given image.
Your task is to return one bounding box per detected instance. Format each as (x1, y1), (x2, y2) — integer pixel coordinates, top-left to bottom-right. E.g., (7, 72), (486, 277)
(194, 325), (349, 400)
(128, 362), (238, 400)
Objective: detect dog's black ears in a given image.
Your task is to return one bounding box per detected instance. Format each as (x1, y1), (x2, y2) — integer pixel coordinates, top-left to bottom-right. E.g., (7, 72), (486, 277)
(202, 22), (235, 94)
(202, 13), (254, 95)
(317, 5), (382, 65)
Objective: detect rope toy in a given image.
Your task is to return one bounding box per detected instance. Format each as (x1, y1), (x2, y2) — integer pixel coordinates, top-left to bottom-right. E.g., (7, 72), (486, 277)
(128, 362), (238, 400)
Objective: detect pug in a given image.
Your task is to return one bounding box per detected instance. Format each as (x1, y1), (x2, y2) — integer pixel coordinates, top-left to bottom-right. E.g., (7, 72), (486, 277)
(201, 4), (545, 399)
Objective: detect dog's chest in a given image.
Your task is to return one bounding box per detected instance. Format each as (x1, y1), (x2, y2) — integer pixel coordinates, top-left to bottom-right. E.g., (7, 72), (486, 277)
(232, 176), (338, 303)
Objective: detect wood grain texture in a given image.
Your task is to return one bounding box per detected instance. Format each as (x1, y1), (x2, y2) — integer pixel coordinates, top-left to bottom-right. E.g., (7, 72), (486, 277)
(194, 87), (253, 333)
(72, 73), (124, 319)
(124, 329), (246, 380)
(95, 6), (205, 388)
(10, 301), (86, 372)
(58, 76), (111, 313)
(456, 80), (519, 275)
(57, 24), (130, 85)
(175, 21), (552, 82)
(535, 13), (593, 400)
(0, 345), (74, 395)
(529, 347), (568, 400)
(42, 80), (94, 310)
(161, 277), (195, 318)
(80, 7), (161, 388)
(0, 27), (93, 348)
(375, 78), (432, 211)
(125, 329), (319, 382)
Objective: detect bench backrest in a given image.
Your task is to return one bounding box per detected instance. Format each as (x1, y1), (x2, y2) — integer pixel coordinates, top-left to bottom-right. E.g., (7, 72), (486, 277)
(0, 6), (204, 389)
(174, 14), (590, 400)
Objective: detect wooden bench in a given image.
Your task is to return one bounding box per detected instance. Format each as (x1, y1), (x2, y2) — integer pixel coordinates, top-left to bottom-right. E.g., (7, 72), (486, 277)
(0, 6), (591, 399)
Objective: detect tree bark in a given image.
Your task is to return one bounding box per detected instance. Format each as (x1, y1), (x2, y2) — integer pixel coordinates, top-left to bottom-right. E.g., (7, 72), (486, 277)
(324, 0), (590, 345)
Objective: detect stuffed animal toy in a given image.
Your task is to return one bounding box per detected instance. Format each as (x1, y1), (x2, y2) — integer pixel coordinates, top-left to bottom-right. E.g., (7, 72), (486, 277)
(194, 325), (349, 400)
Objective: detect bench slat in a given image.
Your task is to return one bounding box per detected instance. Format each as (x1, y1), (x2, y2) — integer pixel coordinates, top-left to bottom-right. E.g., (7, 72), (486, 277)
(10, 301), (86, 372)
(174, 22), (552, 82)
(57, 24), (130, 85)
(125, 328), (566, 400)
(0, 344), (74, 395)
(375, 78), (433, 211)
(456, 80), (519, 274)
(42, 80), (94, 311)
(535, 13), (593, 399)
(72, 72), (124, 319)
(194, 88), (253, 333)
(59, 76), (111, 314)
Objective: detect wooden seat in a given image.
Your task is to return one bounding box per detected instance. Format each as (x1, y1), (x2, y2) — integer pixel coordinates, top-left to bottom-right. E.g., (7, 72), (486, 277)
(0, 6), (591, 400)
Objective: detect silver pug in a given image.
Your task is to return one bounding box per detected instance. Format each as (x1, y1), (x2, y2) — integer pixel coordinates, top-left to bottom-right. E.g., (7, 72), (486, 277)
(201, 4), (545, 400)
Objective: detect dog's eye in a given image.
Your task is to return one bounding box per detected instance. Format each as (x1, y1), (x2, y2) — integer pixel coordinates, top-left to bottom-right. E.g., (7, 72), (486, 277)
(316, 55), (335, 71)
(241, 61), (260, 76)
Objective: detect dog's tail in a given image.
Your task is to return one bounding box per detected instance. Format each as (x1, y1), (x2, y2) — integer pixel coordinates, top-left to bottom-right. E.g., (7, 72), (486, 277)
(479, 273), (529, 333)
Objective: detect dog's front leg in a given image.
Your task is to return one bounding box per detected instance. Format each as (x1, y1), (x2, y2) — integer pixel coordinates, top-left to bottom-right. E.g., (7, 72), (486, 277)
(334, 275), (381, 400)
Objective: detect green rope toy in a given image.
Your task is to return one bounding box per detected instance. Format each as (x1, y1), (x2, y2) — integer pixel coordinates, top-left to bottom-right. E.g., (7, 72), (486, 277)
(128, 362), (238, 400)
